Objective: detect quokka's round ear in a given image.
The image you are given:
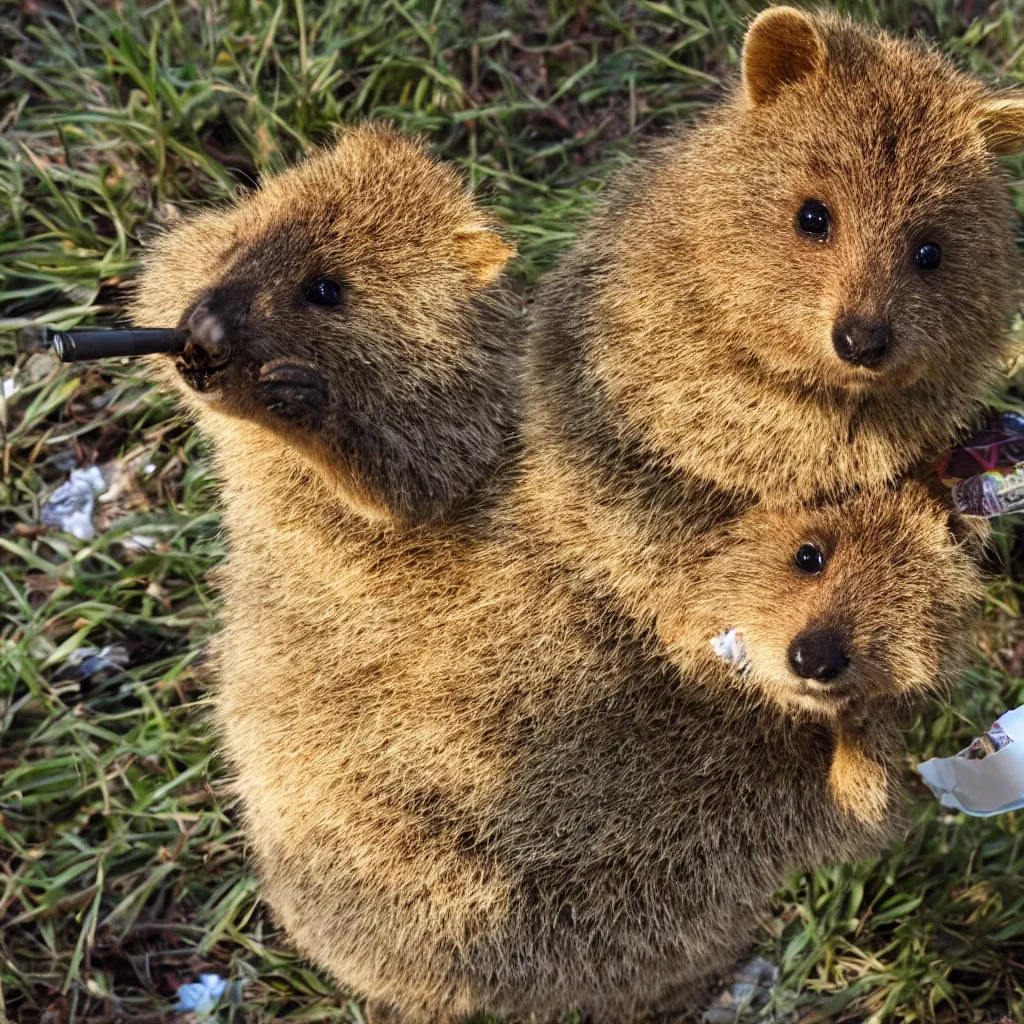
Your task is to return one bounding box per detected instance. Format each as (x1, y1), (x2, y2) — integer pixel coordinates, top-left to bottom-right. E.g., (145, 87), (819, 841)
(742, 6), (825, 106)
(454, 226), (516, 288)
(978, 94), (1024, 155)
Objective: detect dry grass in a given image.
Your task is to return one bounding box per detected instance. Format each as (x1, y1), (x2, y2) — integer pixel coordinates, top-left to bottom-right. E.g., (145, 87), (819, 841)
(2, 2), (1024, 1021)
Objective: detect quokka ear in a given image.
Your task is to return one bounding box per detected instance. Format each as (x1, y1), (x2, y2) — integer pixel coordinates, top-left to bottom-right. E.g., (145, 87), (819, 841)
(454, 226), (516, 288)
(743, 5), (825, 106)
(978, 94), (1024, 156)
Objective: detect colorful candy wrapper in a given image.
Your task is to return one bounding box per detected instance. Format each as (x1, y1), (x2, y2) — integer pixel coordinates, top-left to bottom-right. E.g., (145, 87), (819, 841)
(937, 411), (1024, 485)
(939, 411), (1024, 517)
(918, 706), (1024, 816)
(951, 463), (1024, 517)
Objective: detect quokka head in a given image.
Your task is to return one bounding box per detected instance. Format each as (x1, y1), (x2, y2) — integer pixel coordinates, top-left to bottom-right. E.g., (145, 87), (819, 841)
(692, 6), (1023, 396)
(692, 482), (982, 722)
(130, 124), (519, 523)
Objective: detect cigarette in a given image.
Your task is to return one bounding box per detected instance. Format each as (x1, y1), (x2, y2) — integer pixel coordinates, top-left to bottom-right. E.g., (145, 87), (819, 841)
(47, 328), (188, 362)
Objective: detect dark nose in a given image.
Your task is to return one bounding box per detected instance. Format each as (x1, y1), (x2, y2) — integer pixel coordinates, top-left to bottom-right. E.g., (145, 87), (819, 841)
(832, 317), (890, 369)
(186, 306), (232, 368)
(788, 627), (849, 682)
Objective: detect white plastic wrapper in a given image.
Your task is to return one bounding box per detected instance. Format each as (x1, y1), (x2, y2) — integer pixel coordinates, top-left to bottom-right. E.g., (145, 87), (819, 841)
(918, 705), (1024, 816)
(710, 628), (751, 677)
(40, 465), (106, 540)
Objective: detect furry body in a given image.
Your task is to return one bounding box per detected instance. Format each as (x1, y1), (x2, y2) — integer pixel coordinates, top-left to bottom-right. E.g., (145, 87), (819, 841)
(532, 8), (1021, 512)
(127, 8), (1023, 1017)
(206, 430), (908, 1022)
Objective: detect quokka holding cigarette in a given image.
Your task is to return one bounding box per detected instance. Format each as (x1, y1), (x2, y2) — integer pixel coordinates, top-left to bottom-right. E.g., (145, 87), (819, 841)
(123, 8), (1020, 1021)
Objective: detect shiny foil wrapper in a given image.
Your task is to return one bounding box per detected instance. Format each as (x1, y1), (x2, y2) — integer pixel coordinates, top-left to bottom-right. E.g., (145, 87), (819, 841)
(951, 466), (1024, 518)
(940, 411), (1024, 518)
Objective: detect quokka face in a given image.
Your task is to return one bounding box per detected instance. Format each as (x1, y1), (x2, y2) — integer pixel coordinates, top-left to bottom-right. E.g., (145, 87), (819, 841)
(129, 124), (519, 523)
(560, 7), (1024, 502)
(696, 7), (1020, 396)
(686, 483), (982, 722)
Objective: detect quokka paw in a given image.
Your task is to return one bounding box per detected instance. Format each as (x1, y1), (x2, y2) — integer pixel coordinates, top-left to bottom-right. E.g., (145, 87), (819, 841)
(828, 732), (888, 825)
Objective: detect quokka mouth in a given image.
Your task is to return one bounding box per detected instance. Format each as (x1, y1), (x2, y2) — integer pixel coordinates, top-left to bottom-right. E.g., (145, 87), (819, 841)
(793, 676), (859, 705)
(256, 361), (328, 423)
(176, 358), (230, 395)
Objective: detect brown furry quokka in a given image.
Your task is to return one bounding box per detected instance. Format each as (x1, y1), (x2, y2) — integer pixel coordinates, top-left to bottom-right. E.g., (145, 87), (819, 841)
(131, 124), (519, 525)
(530, 5), (1024, 515)
(131, 113), (982, 1021)
(659, 483), (982, 824)
(520, 5), (1020, 808)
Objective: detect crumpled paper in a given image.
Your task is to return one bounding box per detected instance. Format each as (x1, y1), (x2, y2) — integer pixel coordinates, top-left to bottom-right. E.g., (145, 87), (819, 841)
(174, 973), (226, 1015)
(40, 466), (106, 540)
(918, 706), (1024, 816)
(710, 628), (751, 677)
(702, 956), (778, 1023)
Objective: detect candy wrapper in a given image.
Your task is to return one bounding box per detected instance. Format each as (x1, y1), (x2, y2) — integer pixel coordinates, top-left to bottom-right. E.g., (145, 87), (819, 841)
(939, 411), (1024, 517)
(918, 706), (1024, 816)
(937, 411), (1024, 484)
(951, 465), (1024, 518)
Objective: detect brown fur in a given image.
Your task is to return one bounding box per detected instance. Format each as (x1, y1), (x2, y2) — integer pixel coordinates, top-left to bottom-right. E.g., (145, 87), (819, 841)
(131, 124), (520, 525)
(128, 80), (990, 1018)
(657, 483), (982, 823)
(519, 7), (1018, 763)
(530, 6), (1023, 516)
(664, 484), (981, 720)
(160, 450), (975, 1022)
(829, 731), (889, 824)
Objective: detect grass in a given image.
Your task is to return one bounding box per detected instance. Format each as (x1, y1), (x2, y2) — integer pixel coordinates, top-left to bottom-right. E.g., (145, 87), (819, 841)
(2, 0), (1024, 1021)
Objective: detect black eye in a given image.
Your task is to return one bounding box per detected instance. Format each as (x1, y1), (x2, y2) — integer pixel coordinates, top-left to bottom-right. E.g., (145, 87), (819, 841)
(796, 200), (830, 240)
(915, 243), (941, 270)
(794, 543), (825, 574)
(305, 279), (342, 307)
